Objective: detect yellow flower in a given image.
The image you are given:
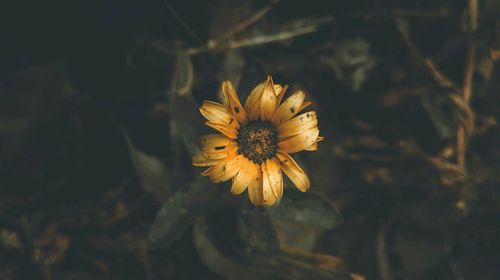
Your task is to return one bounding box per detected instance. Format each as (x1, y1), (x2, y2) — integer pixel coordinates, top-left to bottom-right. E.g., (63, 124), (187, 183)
(192, 76), (323, 206)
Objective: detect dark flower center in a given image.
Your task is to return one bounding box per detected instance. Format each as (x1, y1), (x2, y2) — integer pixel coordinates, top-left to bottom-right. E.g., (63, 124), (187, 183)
(236, 121), (278, 164)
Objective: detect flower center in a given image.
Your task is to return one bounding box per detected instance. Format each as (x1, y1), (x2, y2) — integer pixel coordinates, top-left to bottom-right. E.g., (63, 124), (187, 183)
(236, 121), (278, 164)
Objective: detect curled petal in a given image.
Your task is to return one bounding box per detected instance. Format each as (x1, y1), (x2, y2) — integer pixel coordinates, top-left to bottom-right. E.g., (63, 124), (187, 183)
(277, 152), (310, 192)
(245, 81), (265, 121)
(278, 127), (320, 154)
(222, 81), (247, 124)
(275, 84), (288, 106)
(200, 100), (239, 129)
(259, 76), (278, 121)
(278, 111), (318, 139)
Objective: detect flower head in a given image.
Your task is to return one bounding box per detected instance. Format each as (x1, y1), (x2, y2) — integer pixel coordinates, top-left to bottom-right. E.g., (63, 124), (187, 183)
(192, 76), (322, 206)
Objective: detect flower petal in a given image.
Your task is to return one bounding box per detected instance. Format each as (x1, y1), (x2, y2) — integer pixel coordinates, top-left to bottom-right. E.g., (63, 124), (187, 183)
(222, 81), (247, 124)
(272, 90), (308, 125)
(244, 80), (266, 121)
(304, 136), (324, 151)
(278, 126), (320, 154)
(201, 145), (238, 160)
(231, 157), (256, 195)
(205, 121), (238, 139)
(278, 127), (319, 154)
(262, 162), (277, 206)
(192, 153), (222, 166)
(202, 154), (245, 183)
(304, 142), (318, 151)
(259, 76), (278, 121)
(277, 152), (310, 192)
(199, 134), (237, 150)
(278, 111), (318, 139)
(247, 163), (264, 205)
(200, 100), (239, 129)
(263, 159), (283, 204)
(275, 84), (288, 106)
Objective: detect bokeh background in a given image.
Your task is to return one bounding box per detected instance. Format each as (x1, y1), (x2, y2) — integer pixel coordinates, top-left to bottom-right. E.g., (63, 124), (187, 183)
(1, 0), (500, 279)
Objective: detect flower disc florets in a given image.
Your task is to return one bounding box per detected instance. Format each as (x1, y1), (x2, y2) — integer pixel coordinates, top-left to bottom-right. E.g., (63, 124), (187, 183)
(236, 121), (278, 164)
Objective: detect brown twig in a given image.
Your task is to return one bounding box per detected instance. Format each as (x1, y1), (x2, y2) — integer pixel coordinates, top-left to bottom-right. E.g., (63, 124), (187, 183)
(221, 0), (280, 39)
(187, 16), (334, 55)
(376, 225), (393, 280)
(394, 2), (477, 178)
(457, 0), (478, 169)
(423, 60), (474, 136)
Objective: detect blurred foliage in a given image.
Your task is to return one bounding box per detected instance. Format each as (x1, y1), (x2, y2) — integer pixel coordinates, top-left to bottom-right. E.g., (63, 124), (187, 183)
(1, 0), (500, 279)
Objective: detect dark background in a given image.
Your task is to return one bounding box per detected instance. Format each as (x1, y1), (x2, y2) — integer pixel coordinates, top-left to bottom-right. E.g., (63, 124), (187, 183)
(1, 0), (500, 279)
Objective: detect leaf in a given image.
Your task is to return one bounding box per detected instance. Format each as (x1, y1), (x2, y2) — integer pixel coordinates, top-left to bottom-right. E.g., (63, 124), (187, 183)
(121, 127), (173, 201)
(268, 189), (343, 230)
(239, 205), (280, 257)
(148, 177), (223, 249)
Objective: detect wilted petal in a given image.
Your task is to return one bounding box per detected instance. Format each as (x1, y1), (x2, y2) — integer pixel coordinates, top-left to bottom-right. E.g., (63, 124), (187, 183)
(222, 81), (247, 124)
(277, 152), (310, 192)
